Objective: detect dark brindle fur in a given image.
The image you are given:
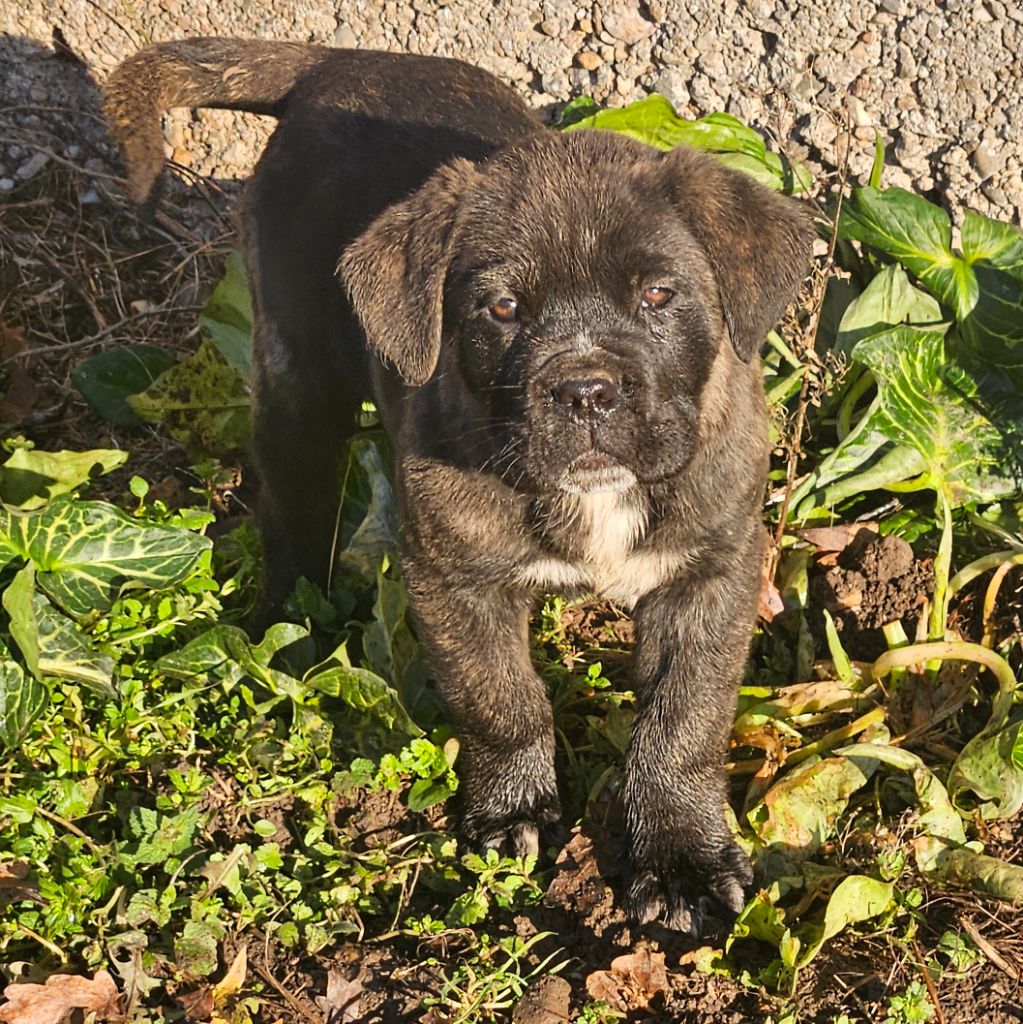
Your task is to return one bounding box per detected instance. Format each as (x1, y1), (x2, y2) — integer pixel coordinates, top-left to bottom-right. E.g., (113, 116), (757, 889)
(105, 38), (813, 934)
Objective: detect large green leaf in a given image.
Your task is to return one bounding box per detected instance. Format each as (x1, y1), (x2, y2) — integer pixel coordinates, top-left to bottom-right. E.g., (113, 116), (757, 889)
(947, 715), (1023, 820)
(0, 639), (47, 749)
(71, 345), (176, 427)
(199, 250), (252, 377)
(958, 210), (1023, 376)
(832, 264), (942, 355)
(562, 94), (810, 193)
(0, 498), (211, 619)
(128, 338), (251, 455)
(839, 188), (1023, 380)
(3, 565), (115, 696)
(0, 447), (128, 510)
(853, 325), (1021, 506)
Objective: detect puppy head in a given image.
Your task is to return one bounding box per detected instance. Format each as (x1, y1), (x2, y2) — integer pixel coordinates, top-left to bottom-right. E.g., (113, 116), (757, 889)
(341, 131), (813, 494)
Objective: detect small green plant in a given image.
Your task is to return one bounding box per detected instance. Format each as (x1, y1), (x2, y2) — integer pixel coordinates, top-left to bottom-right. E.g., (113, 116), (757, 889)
(422, 932), (566, 1024)
(884, 980), (936, 1024)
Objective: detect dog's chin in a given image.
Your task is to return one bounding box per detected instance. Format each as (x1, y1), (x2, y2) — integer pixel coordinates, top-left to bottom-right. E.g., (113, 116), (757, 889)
(558, 452), (638, 495)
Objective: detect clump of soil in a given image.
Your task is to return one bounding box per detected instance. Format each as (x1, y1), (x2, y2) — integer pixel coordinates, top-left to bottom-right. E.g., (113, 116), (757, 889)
(812, 530), (933, 661)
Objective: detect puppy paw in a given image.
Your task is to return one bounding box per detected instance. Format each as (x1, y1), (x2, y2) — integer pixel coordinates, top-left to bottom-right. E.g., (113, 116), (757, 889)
(462, 790), (564, 860)
(622, 839), (753, 937)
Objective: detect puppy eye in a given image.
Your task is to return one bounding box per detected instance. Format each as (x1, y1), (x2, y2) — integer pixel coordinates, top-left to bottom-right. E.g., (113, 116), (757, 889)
(640, 286), (674, 310)
(489, 297), (519, 323)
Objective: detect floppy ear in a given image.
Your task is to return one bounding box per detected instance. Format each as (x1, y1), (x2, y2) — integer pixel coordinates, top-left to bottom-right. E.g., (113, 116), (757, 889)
(662, 147), (815, 361)
(339, 158), (478, 386)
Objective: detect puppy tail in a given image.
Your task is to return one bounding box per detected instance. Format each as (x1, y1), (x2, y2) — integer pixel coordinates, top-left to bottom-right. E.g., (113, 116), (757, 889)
(104, 37), (330, 209)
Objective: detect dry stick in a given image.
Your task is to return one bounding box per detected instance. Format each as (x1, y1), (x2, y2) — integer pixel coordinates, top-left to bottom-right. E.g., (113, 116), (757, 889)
(773, 125), (854, 548)
(960, 917), (1020, 980)
(0, 225), (107, 331)
(1, 304), (203, 365)
(252, 960), (325, 1024)
(911, 938), (948, 1024)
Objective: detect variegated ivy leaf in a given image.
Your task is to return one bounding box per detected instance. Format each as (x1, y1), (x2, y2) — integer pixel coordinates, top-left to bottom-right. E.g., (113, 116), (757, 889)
(852, 324), (1021, 506)
(0, 639), (47, 749)
(0, 498), (211, 619)
(3, 564), (115, 696)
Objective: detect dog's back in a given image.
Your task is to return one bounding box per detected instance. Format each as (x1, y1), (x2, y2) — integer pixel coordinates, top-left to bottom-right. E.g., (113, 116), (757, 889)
(105, 39), (542, 607)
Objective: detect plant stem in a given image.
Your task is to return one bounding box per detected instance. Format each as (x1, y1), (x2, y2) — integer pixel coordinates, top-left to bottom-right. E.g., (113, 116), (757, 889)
(871, 640), (1018, 729)
(928, 490), (953, 644)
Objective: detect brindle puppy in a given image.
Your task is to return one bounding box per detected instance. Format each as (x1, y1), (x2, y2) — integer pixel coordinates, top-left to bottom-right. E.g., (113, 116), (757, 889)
(105, 39), (813, 934)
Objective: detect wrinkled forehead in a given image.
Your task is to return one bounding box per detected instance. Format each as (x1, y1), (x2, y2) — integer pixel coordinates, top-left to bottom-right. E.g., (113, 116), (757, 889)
(450, 132), (714, 298)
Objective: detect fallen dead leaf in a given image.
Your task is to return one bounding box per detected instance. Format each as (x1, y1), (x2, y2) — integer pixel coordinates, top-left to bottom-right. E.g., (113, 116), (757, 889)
(212, 946), (247, 1005)
(0, 970), (123, 1024)
(0, 862), (41, 908)
(584, 949), (668, 1012)
(315, 968), (363, 1024)
(798, 523), (876, 555)
(178, 986), (214, 1022)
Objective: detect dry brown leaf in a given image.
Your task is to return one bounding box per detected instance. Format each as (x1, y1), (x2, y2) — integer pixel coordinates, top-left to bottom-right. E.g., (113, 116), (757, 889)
(0, 970), (123, 1024)
(316, 968), (363, 1024)
(584, 949), (667, 1012)
(798, 523), (876, 554)
(0, 862), (40, 908)
(178, 986), (214, 1022)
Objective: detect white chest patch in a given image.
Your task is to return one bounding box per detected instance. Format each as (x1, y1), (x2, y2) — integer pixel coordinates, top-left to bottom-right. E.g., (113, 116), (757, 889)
(515, 489), (679, 608)
(573, 490), (647, 572)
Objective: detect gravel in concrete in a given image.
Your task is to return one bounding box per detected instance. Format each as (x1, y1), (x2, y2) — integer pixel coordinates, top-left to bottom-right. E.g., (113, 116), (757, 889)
(1, 1), (1020, 222)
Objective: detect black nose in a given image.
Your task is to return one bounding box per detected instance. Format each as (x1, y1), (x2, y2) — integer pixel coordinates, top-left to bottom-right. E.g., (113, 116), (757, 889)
(552, 377), (620, 415)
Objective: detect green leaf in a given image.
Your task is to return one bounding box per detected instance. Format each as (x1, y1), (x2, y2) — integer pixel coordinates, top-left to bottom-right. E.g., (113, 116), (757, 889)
(947, 715), (1023, 819)
(308, 664), (422, 755)
(4, 563), (115, 696)
(174, 918), (223, 977)
(0, 447), (129, 510)
(129, 805), (201, 865)
(71, 345), (176, 426)
(957, 210), (1023, 378)
(128, 338), (251, 455)
(796, 875), (895, 969)
(157, 622), (315, 703)
(852, 325), (1021, 506)
(562, 94), (809, 192)
(199, 250), (252, 376)
(938, 847), (1023, 904)
(337, 436), (399, 578)
(833, 264), (942, 354)
(0, 639), (47, 749)
(838, 187), (961, 297)
(749, 751), (880, 858)
(839, 188), (1023, 383)
(0, 498), (212, 618)
(822, 610), (853, 684)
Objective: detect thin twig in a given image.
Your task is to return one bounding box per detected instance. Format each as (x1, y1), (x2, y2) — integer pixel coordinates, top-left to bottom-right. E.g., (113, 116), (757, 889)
(1, 304), (203, 365)
(252, 961), (325, 1024)
(911, 938), (947, 1024)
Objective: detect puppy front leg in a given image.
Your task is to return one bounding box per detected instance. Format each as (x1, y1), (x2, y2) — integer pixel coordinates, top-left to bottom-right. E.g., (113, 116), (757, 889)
(404, 572), (560, 858)
(621, 557), (759, 935)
